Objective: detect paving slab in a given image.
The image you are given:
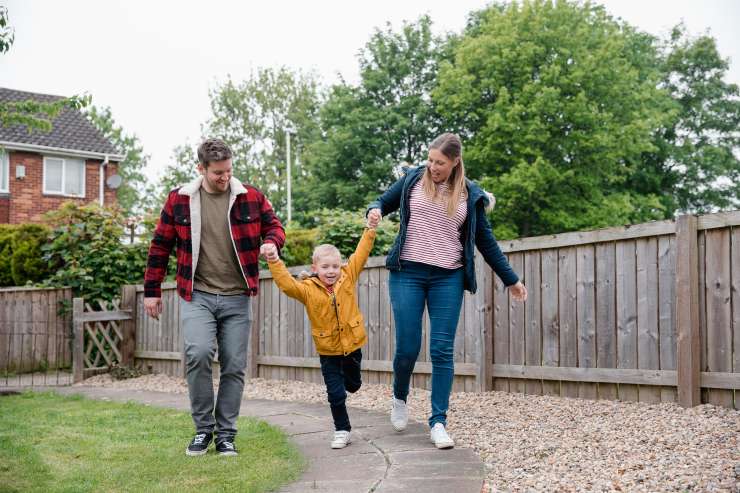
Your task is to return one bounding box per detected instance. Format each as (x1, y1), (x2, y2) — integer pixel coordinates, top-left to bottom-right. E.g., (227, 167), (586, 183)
(374, 477), (486, 492)
(29, 385), (485, 492)
(353, 422), (427, 441)
(291, 431), (380, 458)
(260, 413), (335, 436)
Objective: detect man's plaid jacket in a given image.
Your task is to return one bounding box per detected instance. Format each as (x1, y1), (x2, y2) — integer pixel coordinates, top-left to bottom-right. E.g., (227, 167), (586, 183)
(144, 176), (285, 301)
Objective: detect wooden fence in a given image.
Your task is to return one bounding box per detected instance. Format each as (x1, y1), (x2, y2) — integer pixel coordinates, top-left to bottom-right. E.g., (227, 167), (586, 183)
(123, 210), (740, 408)
(0, 286), (73, 385)
(489, 211), (740, 408)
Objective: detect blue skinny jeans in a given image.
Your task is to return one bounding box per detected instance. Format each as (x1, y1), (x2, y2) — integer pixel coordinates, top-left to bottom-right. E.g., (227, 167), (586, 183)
(389, 260), (464, 427)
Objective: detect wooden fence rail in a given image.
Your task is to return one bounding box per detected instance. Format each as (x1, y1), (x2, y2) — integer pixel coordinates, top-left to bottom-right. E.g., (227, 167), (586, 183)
(114, 210), (740, 409)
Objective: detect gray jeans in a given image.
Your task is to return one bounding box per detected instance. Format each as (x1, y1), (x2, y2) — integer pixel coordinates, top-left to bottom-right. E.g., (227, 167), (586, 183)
(180, 290), (252, 440)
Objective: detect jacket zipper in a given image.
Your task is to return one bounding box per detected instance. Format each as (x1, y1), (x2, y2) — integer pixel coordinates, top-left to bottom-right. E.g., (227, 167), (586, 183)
(331, 292), (345, 354)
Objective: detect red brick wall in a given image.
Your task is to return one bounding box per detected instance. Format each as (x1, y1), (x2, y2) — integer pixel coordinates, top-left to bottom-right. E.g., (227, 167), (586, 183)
(0, 195), (8, 223)
(4, 151), (119, 224)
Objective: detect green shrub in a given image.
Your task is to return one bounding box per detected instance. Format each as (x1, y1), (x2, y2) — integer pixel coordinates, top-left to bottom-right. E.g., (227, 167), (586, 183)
(41, 202), (150, 305)
(281, 226), (319, 267)
(313, 209), (398, 260)
(0, 225), (14, 286)
(0, 224), (52, 287)
(10, 224), (52, 285)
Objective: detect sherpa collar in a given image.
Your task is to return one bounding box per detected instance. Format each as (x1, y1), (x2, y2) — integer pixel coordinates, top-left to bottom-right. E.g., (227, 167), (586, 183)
(178, 176), (247, 196)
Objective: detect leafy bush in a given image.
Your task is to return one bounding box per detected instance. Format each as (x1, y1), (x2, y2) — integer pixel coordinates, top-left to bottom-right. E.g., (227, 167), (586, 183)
(0, 225), (15, 286)
(281, 226), (319, 267)
(0, 224), (52, 287)
(10, 224), (52, 285)
(312, 208), (398, 261)
(41, 202), (150, 304)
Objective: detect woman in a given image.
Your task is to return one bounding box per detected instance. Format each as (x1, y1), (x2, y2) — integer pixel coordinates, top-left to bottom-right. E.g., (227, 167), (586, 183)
(367, 133), (527, 449)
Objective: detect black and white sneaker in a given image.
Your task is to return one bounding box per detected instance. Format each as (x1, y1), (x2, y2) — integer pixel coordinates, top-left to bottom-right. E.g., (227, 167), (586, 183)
(186, 432), (213, 456)
(216, 439), (238, 456)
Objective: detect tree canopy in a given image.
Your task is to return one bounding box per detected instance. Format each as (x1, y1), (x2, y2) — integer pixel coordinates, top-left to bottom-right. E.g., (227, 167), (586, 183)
(152, 1), (739, 239)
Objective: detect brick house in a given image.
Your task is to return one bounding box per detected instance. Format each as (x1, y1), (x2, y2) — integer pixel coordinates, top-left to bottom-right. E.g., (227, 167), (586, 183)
(0, 88), (124, 224)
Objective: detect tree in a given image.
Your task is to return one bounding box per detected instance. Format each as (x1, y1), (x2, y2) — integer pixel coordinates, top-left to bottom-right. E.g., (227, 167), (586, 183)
(86, 106), (149, 216)
(146, 143), (198, 213)
(644, 25), (740, 214)
(204, 68), (322, 221)
(0, 5), (14, 54)
(301, 16), (452, 211)
(434, 0), (676, 238)
(0, 6), (89, 132)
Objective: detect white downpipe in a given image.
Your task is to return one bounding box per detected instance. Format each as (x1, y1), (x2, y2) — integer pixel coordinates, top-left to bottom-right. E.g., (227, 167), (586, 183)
(99, 155), (109, 206)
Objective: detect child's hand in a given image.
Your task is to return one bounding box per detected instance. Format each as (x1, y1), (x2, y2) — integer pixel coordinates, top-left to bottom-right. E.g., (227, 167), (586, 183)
(260, 243), (279, 262)
(367, 208), (381, 229)
(510, 281), (528, 302)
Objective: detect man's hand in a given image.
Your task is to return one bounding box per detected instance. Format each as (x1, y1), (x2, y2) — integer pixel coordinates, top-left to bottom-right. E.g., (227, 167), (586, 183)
(144, 297), (163, 320)
(509, 281), (528, 302)
(260, 242), (279, 262)
(367, 208), (381, 229)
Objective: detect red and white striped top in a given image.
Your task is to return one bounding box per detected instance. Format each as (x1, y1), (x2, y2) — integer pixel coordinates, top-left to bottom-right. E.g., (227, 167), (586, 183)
(400, 180), (468, 269)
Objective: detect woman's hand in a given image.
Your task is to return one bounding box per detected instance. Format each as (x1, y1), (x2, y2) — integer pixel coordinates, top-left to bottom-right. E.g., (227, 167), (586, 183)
(510, 281), (528, 302)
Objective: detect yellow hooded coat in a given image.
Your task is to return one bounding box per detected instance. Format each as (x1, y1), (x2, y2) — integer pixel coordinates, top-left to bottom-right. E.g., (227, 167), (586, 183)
(267, 229), (376, 356)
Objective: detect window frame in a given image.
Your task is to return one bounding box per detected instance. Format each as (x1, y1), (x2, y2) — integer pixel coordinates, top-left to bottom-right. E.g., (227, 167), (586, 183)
(0, 149), (8, 193)
(42, 155), (86, 198)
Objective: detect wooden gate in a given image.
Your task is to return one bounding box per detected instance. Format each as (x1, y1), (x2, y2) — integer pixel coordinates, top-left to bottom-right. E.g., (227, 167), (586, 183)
(71, 286), (136, 382)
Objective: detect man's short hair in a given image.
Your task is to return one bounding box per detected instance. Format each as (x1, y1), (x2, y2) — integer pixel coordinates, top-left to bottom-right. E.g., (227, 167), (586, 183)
(197, 138), (233, 167)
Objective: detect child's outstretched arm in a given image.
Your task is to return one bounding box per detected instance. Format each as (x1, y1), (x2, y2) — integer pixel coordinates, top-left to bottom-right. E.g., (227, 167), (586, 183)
(262, 243), (309, 302)
(346, 224), (377, 283)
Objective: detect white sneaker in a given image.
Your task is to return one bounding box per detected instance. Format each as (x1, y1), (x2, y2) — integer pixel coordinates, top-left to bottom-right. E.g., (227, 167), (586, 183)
(390, 397), (408, 432)
(331, 430), (351, 449)
(430, 423), (455, 449)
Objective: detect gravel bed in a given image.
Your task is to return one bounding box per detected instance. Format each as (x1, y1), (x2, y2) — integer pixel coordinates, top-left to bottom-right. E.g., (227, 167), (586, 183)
(80, 374), (740, 492)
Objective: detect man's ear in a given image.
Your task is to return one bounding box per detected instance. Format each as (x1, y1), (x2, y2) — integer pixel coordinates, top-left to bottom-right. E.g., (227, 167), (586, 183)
(196, 163), (205, 175)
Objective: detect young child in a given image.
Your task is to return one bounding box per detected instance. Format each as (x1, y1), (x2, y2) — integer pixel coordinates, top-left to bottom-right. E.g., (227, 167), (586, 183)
(261, 215), (378, 449)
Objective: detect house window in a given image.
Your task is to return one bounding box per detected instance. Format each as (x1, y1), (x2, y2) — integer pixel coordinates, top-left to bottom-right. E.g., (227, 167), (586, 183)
(0, 150), (8, 193)
(43, 156), (85, 197)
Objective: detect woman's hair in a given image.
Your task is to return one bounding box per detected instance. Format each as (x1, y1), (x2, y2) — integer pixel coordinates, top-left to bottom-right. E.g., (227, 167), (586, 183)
(297, 244), (342, 280)
(422, 133), (467, 216)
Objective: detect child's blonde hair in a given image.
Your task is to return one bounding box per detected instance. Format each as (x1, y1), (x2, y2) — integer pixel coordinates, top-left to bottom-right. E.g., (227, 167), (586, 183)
(297, 244), (342, 280)
(312, 244), (341, 264)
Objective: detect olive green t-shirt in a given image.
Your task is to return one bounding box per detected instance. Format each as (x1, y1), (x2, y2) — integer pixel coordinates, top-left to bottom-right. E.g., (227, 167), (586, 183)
(193, 186), (248, 295)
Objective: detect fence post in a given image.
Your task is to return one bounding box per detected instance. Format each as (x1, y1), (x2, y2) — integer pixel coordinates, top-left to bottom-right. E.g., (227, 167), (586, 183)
(675, 214), (701, 407)
(475, 256), (494, 392)
(248, 296), (259, 379)
(72, 297), (84, 383)
(119, 285), (137, 366)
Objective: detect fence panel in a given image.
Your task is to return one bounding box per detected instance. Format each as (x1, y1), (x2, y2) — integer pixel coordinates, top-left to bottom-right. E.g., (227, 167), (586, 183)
(0, 287), (73, 387)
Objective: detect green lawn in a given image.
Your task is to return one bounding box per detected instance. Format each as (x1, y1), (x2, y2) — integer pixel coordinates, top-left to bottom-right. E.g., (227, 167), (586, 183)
(0, 391), (304, 493)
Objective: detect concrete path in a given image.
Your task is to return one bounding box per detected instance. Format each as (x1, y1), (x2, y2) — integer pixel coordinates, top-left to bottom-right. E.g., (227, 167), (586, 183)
(35, 386), (485, 493)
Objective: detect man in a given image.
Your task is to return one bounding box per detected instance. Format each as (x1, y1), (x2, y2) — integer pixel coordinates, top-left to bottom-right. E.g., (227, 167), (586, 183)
(143, 138), (285, 456)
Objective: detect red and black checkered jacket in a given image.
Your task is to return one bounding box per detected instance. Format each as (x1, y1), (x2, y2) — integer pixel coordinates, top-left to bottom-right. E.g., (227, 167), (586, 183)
(144, 177), (285, 301)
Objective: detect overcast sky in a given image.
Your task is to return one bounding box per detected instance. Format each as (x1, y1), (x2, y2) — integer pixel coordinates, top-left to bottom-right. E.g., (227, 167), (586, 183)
(1, 0), (738, 182)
